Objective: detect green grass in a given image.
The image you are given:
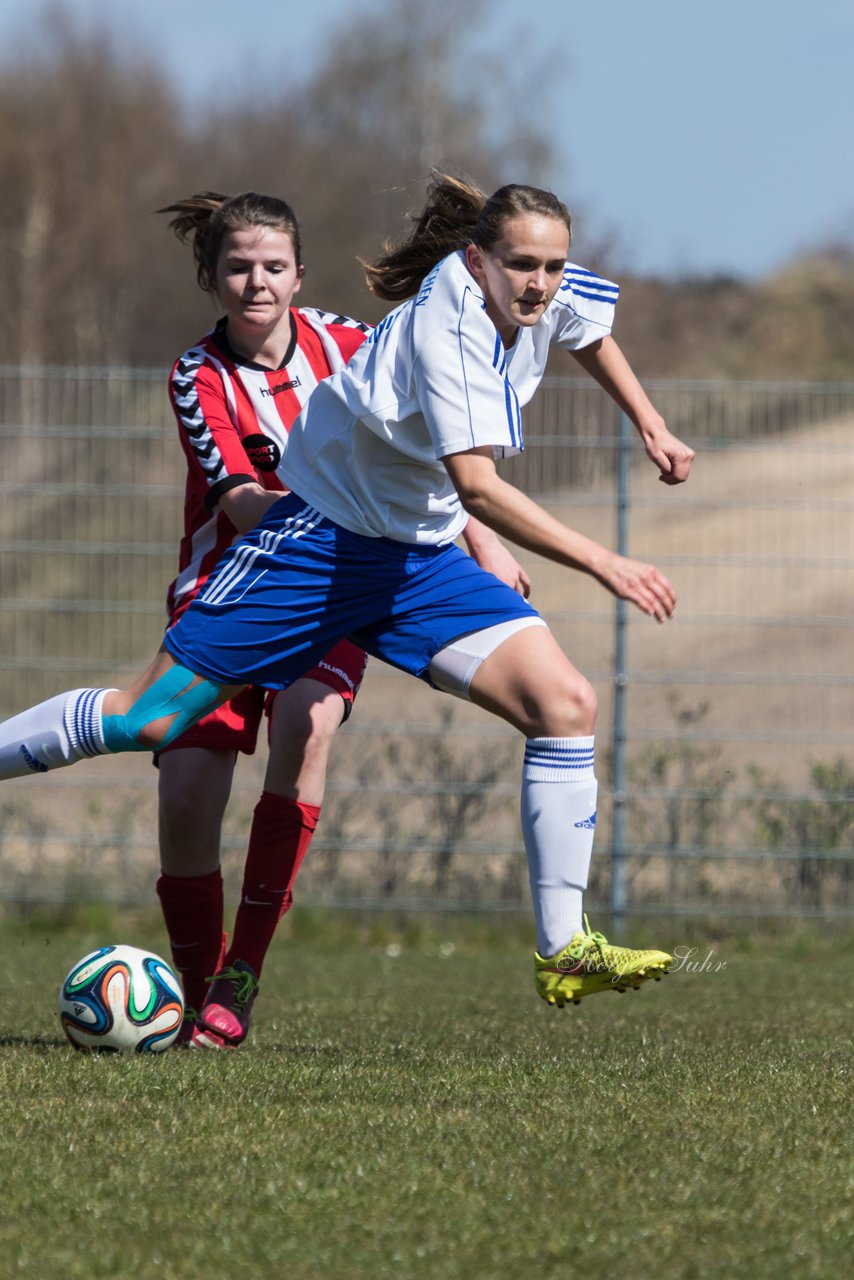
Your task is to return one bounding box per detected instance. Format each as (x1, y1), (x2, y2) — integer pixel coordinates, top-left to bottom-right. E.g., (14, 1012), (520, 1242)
(1, 909), (851, 1280)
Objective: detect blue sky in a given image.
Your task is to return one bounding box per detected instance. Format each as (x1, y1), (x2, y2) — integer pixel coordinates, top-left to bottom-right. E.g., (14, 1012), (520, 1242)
(2, 0), (851, 279)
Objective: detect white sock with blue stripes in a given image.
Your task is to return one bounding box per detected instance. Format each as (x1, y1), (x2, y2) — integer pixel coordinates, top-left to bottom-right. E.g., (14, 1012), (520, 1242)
(0, 688), (113, 779)
(521, 735), (598, 958)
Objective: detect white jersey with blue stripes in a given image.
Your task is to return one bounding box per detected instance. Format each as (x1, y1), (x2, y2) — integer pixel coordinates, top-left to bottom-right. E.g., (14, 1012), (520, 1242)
(278, 250), (617, 545)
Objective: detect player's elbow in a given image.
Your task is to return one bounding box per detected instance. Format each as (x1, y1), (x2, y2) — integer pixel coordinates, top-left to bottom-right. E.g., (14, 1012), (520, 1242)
(455, 486), (494, 523)
(445, 450), (506, 526)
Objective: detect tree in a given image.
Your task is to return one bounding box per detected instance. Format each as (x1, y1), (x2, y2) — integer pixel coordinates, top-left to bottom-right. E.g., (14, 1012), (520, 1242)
(0, 11), (187, 365)
(187, 0), (556, 321)
(0, 0), (558, 364)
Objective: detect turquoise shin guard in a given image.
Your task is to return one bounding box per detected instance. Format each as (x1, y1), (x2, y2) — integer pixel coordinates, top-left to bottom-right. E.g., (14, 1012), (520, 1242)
(101, 664), (225, 753)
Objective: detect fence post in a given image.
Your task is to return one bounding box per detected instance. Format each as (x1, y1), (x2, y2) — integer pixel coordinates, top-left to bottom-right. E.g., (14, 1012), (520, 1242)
(610, 409), (631, 931)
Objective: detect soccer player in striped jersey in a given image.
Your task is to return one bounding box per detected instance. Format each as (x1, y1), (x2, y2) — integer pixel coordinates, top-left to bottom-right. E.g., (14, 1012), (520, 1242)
(155, 192), (369, 1048)
(0, 176), (695, 1010)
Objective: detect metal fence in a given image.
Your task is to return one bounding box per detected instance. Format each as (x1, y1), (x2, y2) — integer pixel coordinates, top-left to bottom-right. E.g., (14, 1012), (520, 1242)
(1, 367), (853, 921)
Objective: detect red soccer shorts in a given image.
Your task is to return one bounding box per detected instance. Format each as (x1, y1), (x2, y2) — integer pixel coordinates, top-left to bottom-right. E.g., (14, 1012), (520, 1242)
(156, 636), (366, 757)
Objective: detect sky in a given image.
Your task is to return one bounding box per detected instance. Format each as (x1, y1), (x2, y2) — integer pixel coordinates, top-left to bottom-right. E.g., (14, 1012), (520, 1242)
(1, 0), (851, 280)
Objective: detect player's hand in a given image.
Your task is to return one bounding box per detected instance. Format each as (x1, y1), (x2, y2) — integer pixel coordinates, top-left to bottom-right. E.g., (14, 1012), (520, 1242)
(597, 552), (676, 622)
(475, 541), (531, 597)
(640, 423), (696, 485)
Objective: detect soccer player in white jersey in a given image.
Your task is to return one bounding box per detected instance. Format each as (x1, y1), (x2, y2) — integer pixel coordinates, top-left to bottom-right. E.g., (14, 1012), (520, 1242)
(155, 190), (529, 1047)
(0, 175), (695, 1009)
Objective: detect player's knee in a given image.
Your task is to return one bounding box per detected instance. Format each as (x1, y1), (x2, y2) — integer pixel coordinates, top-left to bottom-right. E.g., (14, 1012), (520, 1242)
(102, 667), (225, 754)
(530, 671), (597, 738)
(158, 780), (199, 832)
(281, 710), (317, 755)
(101, 690), (166, 752)
(275, 691), (344, 755)
(309, 699), (345, 748)
(158, 781), (224, 871)
(101, 712), (161, 753)
(572, 674), (598, 728)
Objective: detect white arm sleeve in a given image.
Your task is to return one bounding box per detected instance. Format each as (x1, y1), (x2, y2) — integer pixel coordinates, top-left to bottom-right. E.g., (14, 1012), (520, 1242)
(546, 264), (620, 350)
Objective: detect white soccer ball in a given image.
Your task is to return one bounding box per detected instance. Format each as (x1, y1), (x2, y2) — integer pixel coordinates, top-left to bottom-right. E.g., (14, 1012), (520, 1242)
(59, 944), (184, 1054)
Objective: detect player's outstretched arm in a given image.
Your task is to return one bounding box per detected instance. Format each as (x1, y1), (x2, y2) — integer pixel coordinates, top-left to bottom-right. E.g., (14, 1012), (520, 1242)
(569, 335), (695, 485)
(444, 448), (676, 623)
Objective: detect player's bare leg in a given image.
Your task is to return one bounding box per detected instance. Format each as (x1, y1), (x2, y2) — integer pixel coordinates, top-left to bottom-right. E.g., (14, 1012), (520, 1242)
(0, 647), (244, 780)
(103, 650), (244, 751)
(468, 625), (596, 739)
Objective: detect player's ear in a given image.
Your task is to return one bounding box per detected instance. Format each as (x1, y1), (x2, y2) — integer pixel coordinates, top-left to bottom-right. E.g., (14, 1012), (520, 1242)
(293, 263), (305, 294)
(465, 243), (485, 282)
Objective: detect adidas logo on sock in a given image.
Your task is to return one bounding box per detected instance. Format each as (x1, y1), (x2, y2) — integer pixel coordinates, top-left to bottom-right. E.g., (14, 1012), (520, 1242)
(574, 810), (597, 830)
(19, 744), (48, 774)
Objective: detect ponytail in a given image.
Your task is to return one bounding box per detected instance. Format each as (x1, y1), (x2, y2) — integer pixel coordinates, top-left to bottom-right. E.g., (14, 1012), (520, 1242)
(363, 174), (487, 302)
(363, 173), (572, 303)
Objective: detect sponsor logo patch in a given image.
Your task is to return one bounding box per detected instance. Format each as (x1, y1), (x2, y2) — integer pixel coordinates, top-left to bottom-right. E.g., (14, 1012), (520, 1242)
(243, 433), (282, 472)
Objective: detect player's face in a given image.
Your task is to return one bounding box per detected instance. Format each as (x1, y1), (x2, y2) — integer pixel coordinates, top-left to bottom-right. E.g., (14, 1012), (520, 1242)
(465, 214), (569, 346)
(214, 226), (303, 334)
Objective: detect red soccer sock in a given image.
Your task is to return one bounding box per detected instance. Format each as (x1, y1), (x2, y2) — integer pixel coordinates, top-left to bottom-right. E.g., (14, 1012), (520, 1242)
(226, 792), (321, 977)
(156, 869), (226, 1013)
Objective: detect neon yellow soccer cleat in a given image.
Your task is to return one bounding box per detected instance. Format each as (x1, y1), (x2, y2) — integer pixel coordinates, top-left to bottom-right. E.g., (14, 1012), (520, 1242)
(534, 916), (672, 1007)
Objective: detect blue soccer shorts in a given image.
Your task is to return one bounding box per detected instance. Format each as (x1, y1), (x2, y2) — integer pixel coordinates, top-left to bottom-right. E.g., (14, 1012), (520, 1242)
(164, 493), (539, 690)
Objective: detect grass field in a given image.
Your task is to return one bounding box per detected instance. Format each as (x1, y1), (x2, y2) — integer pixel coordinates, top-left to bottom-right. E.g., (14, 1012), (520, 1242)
(0, 909), (851, 1280)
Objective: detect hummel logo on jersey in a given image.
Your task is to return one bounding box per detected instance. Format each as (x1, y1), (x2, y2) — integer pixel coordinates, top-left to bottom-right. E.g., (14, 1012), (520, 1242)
(260, 377), (301, 398)
(574, 810), (597, 829)
(19, 743), (48, 773)
(243, 433), (282, 472)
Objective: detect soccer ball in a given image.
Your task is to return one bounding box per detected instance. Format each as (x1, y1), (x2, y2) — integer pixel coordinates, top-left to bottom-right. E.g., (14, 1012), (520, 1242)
(59, 944), (184, 1054)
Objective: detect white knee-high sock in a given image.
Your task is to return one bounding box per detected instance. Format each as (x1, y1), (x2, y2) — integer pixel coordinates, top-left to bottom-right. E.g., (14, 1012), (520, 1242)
(0, 689), (113, 779)
(521, 735), (598, 958)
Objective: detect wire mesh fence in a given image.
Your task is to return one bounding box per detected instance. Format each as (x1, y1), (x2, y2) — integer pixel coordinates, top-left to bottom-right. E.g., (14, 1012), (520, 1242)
(1, 367), (853, 920)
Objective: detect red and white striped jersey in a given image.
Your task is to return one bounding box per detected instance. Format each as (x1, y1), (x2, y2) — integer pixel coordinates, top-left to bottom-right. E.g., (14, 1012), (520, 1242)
(166, 307), (369, 616)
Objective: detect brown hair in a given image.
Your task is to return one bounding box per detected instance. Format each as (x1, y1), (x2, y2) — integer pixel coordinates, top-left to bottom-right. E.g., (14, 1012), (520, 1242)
(363, 174), (572, 302)
(158, 191), (303, 292)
